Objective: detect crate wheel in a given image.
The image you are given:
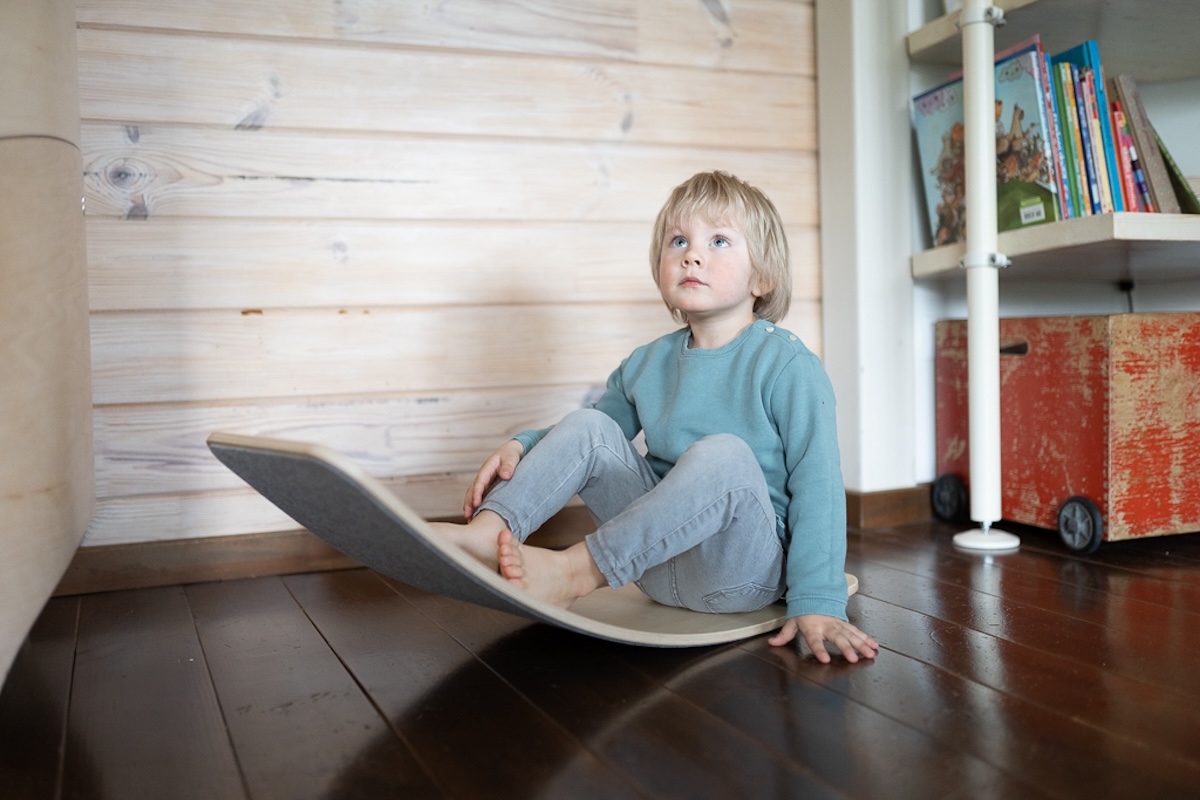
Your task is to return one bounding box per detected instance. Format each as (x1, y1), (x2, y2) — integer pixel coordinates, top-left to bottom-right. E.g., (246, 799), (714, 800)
(1057, 496), (1104, 555)
(931, 473), (968, 522)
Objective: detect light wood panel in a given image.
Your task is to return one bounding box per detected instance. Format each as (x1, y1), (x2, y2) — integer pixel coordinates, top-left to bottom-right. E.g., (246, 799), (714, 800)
(76, 28), (814, 150)
(76, 0), (821, 554)
(88, 475), (475, 547)
(80, 123), (818, 223)
(90, 304), (677, 405)
(77, 0), (815, 75)
(93, 386), (594, 498)
(1, 136), (93, 682)
(85, 217), (820, 311)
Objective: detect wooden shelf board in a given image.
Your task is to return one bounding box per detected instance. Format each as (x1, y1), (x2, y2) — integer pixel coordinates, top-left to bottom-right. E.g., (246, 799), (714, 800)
(911, 213), (1200, 282)
(908, 0), (1200, 82)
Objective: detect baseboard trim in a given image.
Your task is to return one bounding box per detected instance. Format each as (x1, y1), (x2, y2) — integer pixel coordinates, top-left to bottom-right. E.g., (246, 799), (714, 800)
(846, 485), (932, 529)
(53, 506), (598, 597)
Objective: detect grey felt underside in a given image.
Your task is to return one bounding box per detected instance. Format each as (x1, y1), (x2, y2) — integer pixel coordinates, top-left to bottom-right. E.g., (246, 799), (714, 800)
(207, 433), (791, 648)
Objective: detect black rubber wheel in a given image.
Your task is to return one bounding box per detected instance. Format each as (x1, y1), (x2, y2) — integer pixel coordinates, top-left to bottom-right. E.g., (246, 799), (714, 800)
(1057, 496), (1104, 555)
(931, 473), (968, 522)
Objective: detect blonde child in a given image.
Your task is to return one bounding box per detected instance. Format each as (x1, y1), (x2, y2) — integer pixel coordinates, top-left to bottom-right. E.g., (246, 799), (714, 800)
(433, 171), (877, 663)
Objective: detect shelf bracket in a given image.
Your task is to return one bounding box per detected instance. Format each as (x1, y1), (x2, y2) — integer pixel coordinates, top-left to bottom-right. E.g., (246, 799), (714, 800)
(959, 251), (1011, 270)
(956, 5), (1006, 29)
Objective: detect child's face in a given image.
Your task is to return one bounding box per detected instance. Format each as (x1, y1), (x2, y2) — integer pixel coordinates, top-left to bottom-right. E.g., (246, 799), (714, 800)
(657, 215), (763, 326)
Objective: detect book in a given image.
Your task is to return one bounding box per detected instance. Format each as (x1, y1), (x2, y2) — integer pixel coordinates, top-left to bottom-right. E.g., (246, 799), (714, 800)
(1051, 41), (1125, 211)
(1040, 53), (1072, 218)
(1069, 64), (1101, 214)
(1079, 68), (1114, 212)
(1054, 62), (1088, 217)
(1110, 74), (1180, 214)
(912, 37), (1061, 246)
(1110, 102), (1142, 212)
(1155, 128), (1200, 214)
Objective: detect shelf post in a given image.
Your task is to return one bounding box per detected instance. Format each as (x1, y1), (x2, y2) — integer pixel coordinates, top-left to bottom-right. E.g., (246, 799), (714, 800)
(954, 0), (1019, 551)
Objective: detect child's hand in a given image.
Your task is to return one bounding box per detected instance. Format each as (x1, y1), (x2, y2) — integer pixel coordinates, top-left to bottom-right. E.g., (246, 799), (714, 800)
(768, 614), (878, 664)
(464, 439), (526, 519)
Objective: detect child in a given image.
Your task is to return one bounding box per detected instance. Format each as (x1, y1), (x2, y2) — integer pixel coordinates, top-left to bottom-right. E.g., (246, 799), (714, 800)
(432, 171), (877, 663)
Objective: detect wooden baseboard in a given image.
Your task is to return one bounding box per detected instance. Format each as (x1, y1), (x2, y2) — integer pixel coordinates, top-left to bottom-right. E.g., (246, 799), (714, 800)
(846, 485), (932, 529)
(53, 505), (598, 597)
(55, 493), (930, 597)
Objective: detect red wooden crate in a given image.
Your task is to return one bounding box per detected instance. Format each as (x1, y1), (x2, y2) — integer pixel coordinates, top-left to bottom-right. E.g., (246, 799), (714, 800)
(935, 313), (1200, 551)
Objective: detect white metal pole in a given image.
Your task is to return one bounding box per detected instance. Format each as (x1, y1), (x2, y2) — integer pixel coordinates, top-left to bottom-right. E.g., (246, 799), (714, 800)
(954, 0), (1019, 551)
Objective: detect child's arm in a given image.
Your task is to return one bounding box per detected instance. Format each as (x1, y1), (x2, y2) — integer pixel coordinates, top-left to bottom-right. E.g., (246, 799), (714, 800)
(771, 350), (876, 661)
(463, 439), (526, 519)
(768, 615), (878, 663)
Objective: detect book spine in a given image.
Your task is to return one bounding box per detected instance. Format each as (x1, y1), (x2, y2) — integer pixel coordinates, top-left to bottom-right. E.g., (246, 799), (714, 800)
(1071, 66), (1101, 214)
(1081, 69), (1114, 213)
(1055, 63), (1085, 217)
(1090, 55), (1125, 212)
(1041, 52), (1071, 219)
(1111, 103), (1141, 212)
(1118, 74), (1181, 214)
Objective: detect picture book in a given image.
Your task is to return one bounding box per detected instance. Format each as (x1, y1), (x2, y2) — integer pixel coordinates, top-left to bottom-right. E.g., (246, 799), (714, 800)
(912, 37), (1061, 246)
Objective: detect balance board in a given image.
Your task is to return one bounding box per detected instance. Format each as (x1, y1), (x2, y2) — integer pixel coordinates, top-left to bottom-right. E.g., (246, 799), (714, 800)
(207, 432), (858, 648)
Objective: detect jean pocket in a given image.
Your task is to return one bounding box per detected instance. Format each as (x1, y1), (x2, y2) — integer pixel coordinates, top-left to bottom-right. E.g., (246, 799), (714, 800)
(702, 583), (783, 613)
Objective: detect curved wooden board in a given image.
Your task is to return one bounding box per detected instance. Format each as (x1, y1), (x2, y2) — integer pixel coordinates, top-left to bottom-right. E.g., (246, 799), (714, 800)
(207, 432), (857, 648)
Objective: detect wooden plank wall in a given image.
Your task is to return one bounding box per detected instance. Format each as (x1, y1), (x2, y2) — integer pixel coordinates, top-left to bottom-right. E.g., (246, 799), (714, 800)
(76, 0), (820, 548)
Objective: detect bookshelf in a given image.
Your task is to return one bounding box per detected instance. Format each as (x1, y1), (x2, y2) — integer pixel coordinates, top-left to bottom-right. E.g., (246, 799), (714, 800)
(908, 0), (1200, 282)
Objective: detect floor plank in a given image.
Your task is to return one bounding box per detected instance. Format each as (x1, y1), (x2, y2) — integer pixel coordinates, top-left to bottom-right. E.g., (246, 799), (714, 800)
(284, 569), (640, 799)
(860, 523), (1200, 616)
(847, 550), (1200, 703)
(756, 600), (1200, 798)
(185, 577), (440, 799)
(616, 642), (1045, 800)
(7, 520), (1200, 799)
(63, 587), (247, 800)
(0, 597), (78, 799)
(390, 578), (846, 799)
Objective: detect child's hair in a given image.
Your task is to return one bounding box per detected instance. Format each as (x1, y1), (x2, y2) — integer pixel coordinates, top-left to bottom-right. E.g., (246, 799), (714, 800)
(649, 171), (792, 324)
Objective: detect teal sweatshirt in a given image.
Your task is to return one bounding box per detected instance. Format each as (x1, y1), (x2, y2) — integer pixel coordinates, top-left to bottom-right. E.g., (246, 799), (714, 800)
(515, 318), (848, 621)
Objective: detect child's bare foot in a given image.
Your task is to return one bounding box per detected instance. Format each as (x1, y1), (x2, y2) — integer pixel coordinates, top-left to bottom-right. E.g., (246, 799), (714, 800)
(428, 510), (508, 570)
(496, 529), (606, 609)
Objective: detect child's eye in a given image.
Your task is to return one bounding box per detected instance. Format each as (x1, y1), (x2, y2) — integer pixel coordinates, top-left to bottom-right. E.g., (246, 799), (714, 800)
(712, 236), (730, 247)
(670, 236), (687, 248)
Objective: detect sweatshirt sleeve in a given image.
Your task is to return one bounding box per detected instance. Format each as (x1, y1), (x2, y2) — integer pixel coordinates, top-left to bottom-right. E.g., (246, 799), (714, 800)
(772, 354), (848, 621)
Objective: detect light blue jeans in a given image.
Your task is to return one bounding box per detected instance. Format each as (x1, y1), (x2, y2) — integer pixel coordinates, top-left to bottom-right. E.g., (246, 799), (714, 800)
(478, 409), (785, 613)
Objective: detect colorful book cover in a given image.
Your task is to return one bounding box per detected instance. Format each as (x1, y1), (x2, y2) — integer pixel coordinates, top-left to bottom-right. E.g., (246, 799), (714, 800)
(912, 38), (1061, 246)
(1052, 41), (1125, 211)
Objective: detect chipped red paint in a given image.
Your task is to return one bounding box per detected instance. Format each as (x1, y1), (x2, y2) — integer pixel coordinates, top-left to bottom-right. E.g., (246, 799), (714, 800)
(936, 314), (1200, 543)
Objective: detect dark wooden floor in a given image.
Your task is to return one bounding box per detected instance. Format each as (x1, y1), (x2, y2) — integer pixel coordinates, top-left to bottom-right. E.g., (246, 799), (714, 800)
(4, 521), (1200, 800)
